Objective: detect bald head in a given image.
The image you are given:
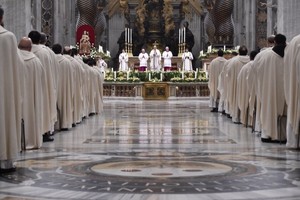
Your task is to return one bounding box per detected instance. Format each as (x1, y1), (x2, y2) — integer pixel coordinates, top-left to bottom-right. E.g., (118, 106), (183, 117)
(18, 37), (32, 52)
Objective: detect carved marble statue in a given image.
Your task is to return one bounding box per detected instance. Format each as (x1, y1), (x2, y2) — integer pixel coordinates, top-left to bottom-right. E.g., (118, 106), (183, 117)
(79, 31), (91, 55)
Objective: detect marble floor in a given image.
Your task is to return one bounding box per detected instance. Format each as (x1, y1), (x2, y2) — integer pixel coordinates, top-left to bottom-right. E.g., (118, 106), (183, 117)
(0, 100), (300, 200)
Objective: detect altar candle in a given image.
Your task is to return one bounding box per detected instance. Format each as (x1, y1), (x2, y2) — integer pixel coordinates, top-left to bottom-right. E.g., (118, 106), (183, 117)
(128, 28), (130, 44)
(183, 27), (186, 43)
(178, 28), (181, 44)
(224, 45), (226, 52)
(130, 28), (132, 44)
(125, 28), (127, 43)
(160, 72), (163, 81)
(114, 71), (116, 80)
(149, 73), (151, 81)
(182, 71), (184, 79)
(195, 71), (197, 79)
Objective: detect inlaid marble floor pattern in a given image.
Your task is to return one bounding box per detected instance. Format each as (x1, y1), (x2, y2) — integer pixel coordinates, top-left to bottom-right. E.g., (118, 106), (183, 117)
(0, 100), (300, 200)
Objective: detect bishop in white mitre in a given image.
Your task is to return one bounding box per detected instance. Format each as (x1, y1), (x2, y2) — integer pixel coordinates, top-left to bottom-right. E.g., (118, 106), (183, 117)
(208, 49), (227, 111)
(226, 46), (250, 123)
(150, 45), (161, 71)
(18, 37), (44, 150)
(119, 49), (129, 71)
(0, 12), (24, 171)
(256, 34), (287, 142)
(182, 49), (193, 71)
(162, 46), (173, 71)
(284, 34), (300, 148)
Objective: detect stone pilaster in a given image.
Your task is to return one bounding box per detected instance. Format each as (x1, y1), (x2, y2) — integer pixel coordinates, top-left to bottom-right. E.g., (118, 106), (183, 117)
(0, 0), (32, 41)
(277, 0), (300, 41)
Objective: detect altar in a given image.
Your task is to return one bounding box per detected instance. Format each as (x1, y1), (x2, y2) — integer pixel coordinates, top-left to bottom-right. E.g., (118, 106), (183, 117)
(128, 56), (183, 71)
(103, 82), (209, 100)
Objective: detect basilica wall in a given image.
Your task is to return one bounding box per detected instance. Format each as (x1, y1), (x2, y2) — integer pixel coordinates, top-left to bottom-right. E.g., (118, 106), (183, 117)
(1, 0), (300, 60)
(0, 0), (32, 41)
(277, 0), (300, 41)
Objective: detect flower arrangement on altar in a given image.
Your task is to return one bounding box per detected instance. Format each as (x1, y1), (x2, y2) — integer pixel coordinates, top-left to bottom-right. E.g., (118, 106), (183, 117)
(104, 70), (208, 83)
(198, 45), (239, 59)
(75, 43), (111, 62)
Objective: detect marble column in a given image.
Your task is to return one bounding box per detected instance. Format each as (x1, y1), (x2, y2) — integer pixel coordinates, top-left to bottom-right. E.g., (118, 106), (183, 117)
(53, 0), (76, 46)
(277, 0), (300, 41)
(0, 0), (32, 41)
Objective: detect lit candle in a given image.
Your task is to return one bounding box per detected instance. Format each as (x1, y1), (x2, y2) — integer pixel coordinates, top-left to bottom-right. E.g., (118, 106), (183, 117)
(160, 72), (163, 81)
(114, 71), (116, 80)
(194, 71), (197, 79)
(149, 73), (151, 81)
(182, 71), (184, 79)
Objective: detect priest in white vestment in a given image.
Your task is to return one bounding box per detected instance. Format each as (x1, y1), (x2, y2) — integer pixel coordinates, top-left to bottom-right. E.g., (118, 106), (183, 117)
(52, 44), (74, 130)
(74, 51), (89, 118)
(237, 51), (258, 126)
(138, 48), (149, 71)
(256, 34), (287, 142)
(208, 49), (227, 112)
(93, 65), (104, 114)
(182, 49), (193, 71)
(63, 46), (84, 125)
(28, 31), (56, 141)
(150, 45), (161, 71)
(119, 49), (128, 71)
(249, 36), (275, 133)
(217, 52), (238, 113)
(0, 8), (24, 171)
(97, 56), (108, 72)
(162, 46), (173, 71)
(226, 46), (250, 123)
(284, 34), (300, 148)
(18, 38), (44, 149)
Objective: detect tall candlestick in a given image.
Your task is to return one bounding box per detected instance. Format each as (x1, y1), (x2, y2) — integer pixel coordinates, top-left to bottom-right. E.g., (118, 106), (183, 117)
(178, 28), (181, 44)
(183, 27), (186, 43)
(125, 28), (127, 43)
(130, 28), (132, 44)
(128, 28), (130, 45)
